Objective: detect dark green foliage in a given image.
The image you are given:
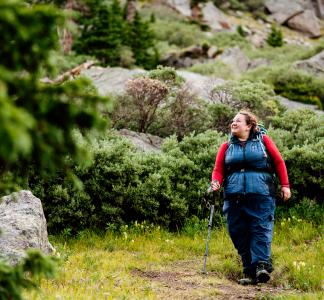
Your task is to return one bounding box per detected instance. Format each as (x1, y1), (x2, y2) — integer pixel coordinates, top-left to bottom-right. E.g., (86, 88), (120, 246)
(0, 0), (110, 193)
(266, 25), (284, 48)
(228, 0), (246, 10)
(148, 66), (184, 87)
(0, 0), (112, 295)
(208, 32), (251, 51)
(151, 19), (204, 48)
(273, 69), (324, 110)
(153, 88), (210, 139)
(276, 198), (324, 225)
(269, 109), (324, 202)
(127, 11), (159, 69)
(213, 0), (246, 10)
(207, 103), (236, 133)
(74, 0), (158, 69)
(237, 25), (247, 37)
(28, 110), (323, 233)
(74, 0), (125, 65)
(29, 130), (225, 233)
(150, 13), (156, 23)
(210, 80), (284, 123)
(0, 250), (56, 300)
(213, 0), (265, 12)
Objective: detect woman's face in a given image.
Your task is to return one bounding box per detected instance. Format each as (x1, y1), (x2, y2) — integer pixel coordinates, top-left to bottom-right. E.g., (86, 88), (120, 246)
(231, 113), (252, 137)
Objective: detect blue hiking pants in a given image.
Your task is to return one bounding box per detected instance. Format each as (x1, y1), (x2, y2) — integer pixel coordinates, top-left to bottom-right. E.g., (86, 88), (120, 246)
(223, 194), (275, 276)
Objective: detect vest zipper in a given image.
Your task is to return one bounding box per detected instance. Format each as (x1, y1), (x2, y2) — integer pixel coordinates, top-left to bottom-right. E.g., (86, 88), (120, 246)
(243, 144), (246, 195)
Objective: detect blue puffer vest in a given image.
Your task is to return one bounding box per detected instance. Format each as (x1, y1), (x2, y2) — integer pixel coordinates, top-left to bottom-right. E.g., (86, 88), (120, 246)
(223, 133), (275, 197)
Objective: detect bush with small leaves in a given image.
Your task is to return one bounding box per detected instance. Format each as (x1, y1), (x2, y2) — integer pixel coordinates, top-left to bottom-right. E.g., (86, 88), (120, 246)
(125, 77), (169, 132)
(269, 109), (324, 202)
(209, 80), (283, 124)
(267, 25), (284, 48)
(273, 68), (324, 110)
(0, 250), (57, 300)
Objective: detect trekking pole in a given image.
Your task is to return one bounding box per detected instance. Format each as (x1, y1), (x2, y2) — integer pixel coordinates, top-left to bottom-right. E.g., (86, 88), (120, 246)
(202, 185), (216, 274)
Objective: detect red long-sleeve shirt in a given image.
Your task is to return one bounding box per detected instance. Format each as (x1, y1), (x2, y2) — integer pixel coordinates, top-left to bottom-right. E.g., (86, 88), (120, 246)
(212, 135), (290, 187)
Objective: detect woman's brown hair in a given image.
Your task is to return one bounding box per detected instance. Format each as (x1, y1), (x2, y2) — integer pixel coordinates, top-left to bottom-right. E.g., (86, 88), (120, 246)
(238, 110), (259, 133)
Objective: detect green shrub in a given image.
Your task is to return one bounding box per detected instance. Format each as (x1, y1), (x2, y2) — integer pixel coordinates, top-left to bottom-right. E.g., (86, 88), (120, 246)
(237, 25), (247, 37)
(74, 0), (158, 69)
(242, 63), (324, 110)
(0, 250), (57, 300)
(266, 25), (284, 47)
(276, 198), (324, 225)
(150, 88), (211, 139)
(151, 19), (203, 48)
(207, 32), (251, 51)
(273, 69), (324, 109)
(186, 60), (235, 79)
(244, 43), (311, 66)
(269, 109), (324, 202)
(241, 64), (285, 84)
(29, 130), (225, 233)
(30, 110), (323, 233)
(112, 66), (210, 138)
(210, 80), (284, 122)
(207, 103), (235, 133)
(219, 0), (265, 12)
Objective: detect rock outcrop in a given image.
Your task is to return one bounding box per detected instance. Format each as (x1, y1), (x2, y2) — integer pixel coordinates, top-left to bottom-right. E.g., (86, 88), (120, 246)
(294, 50), (324, 75)
(287, 9), (321, 38)
(118, 129), (163, 152)
(0, 190), (53, 265)
(264, 0), (306, 24)
(200, 1), (232, 31)
(265, 0), (321, 37)
(164, 0), (191, 17)
(82, 66), (225, 101)
(176, 70), (225, 101)
(81, 67), (145, 96)
(218, 47), (250, 74)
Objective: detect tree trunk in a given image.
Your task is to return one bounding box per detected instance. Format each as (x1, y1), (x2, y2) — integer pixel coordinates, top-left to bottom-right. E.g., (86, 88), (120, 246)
(126, 0), (137, 23)
(62, 0), (75, 54)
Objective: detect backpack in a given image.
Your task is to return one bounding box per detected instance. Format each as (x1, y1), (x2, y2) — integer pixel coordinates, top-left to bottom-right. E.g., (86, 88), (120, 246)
(255, 123), (268, 158)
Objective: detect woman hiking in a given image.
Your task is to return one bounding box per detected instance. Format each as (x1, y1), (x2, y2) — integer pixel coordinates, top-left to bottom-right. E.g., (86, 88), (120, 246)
(211, 110), (291, 285)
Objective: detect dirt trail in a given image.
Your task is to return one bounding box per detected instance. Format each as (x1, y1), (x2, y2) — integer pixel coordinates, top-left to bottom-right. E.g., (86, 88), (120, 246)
(131, 259), (297, 300)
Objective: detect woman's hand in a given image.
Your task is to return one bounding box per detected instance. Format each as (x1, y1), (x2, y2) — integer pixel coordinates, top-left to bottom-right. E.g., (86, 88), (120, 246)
(211, 180), (220, 191)
(281, 187), (291, 201)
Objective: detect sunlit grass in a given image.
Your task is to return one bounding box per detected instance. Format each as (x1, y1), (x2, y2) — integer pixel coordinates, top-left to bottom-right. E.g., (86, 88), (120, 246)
(25, 219), (323, 299)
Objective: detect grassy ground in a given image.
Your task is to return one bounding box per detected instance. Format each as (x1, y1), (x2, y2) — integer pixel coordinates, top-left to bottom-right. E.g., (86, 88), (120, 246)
(26, 218), (323, 299)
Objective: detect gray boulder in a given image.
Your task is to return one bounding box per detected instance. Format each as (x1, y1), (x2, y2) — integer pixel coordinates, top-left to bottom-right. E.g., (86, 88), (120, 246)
(177, 70), (225, 101)
(82, 66), (225, 101)
(264, 0), (310, 24)
(287, 10), (321, 37)
(81, 67), (145, 96)
(276, 95), (323, 115)
(218, 47), (250, 74)
(164, 0), (191, 17)
(294, 50), (324, 75)
(200, 1), (232, 31)
(264, 0), (321, 37)
(0, 190), (53, 265)
(118, 129), (163, 152)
